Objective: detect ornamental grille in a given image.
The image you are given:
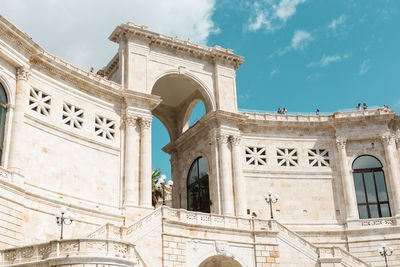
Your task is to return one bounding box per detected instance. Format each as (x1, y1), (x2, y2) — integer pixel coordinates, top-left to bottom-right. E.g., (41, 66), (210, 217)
(29, 88), (51, 116)
(308, 149), (330, 167)
(95, 115), (115, 140)
(62, 102), (84, 129)
(245, 147), (267, 166)
(276, 148), (298, 166)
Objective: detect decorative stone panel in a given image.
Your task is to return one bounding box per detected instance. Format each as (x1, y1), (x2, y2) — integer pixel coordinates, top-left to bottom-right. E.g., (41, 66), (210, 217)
(308, 149), (330, 167)
(95, 114), (116, 140)
(245, 147), (267, 166)
(276, 148), (298, 166)
(29, 88), (51, 116)
(62, 102), (84, 129)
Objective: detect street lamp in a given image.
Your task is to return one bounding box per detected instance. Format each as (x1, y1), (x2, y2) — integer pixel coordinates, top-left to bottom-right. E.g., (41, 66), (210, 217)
(55, 207), (74, 240)
(157, 174), (173, 206)
(264, 191), (279, 219)
(379, 242), (394, 267)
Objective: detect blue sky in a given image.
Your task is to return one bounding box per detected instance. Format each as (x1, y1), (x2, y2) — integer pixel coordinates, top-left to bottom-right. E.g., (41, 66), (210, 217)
(1, 0), (399, 180)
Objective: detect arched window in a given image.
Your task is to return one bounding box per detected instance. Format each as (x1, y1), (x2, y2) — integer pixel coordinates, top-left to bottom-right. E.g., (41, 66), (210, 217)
(187, 157), (210, 213)
(352, 155), (390, 219)
(0, 83), (7, 165)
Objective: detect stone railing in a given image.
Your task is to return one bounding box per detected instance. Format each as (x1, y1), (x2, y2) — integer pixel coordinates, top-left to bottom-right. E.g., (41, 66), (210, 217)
(333, 108), (393, 119)
(87, 223), (123, 240)
(162, 207), (252, 231)
(125, 207), (163, 237)
(0, 167), (10, 182)
(318, 246), (371, 266)
(0, 239), (136, 266)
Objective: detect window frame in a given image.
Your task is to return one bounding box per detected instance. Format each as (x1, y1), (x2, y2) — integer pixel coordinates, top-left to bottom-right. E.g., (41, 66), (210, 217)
(187, 157), (210, 213)
(352, 156), (391, 219)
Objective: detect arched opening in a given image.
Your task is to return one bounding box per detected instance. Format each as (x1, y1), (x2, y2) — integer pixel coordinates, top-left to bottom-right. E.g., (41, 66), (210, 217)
(151, 116), (171, 178)
(151, 73), (213, 141)
(187, 157), (210, 213)
(182, 100), (206, 131)
(352, 155), (390, 219)
(0, 83), (7, 165)
(199, 255), (242, 267)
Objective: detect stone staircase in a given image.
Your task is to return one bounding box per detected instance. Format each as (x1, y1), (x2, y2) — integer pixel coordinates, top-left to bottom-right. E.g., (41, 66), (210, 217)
(86, 206), (371, 267)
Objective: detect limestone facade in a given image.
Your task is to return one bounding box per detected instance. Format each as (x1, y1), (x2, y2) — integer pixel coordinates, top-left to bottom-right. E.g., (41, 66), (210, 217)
(0, 14), (399, 266)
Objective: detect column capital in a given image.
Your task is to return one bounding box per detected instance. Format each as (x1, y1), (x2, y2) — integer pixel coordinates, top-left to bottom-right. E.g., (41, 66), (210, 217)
(216, 133), (229, 144)
(229, 135), (241, 146)
(382, 134), (395, 146)
(122, 115), (138, 127)
(138, 117), (152, 129)
(336, 137), (347, 150)
(16, 66), (30, 81)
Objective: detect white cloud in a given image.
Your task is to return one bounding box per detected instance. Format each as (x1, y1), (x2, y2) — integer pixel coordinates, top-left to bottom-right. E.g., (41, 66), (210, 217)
(248, 0), (307, 32)
(359, 59), (371, 75)
(291, 30), (313, 50)
(0, 0), (217, 70)
(270, 69), (279, 77)
(268, 30), (313, 58)
(328, 14), (347, 31)
(307, 54), (350, 68)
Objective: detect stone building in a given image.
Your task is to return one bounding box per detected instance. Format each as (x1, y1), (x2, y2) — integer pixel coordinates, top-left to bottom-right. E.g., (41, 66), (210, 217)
(0, 14), (399, 266)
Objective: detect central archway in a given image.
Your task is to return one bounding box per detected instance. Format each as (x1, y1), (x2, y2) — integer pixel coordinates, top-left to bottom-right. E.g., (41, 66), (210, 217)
(199, 255), (242, 267)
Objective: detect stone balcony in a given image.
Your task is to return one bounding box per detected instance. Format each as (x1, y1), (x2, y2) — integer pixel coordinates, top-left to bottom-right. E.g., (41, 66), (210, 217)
(0, 239), (137, 267)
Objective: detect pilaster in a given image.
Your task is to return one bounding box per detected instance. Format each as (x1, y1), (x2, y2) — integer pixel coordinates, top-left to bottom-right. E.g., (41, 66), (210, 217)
(230, 135), (247, 217)
(8, 66), (29, 176)
(335, 137), (359, 221)
(382, 134), (400, 217)
(217, 133), (234, 215)
(139, 117), (152, 207)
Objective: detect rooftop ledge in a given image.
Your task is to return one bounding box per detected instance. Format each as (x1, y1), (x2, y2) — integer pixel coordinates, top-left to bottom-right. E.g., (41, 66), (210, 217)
(108, 22), (244, 68)
(240, 107), (395, 122)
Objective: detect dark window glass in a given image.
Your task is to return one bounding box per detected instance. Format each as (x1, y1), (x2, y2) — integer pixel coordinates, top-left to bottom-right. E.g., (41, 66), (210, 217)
(187, 157), (210, 213)
(352, 155), (390, 219)
(353, 172), (366, 203)
(352, 155), (382, 169)
(0, 83), (7, 165)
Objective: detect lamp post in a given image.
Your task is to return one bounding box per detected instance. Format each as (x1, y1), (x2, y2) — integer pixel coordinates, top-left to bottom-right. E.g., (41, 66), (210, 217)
(157, 174), (173, 206)
(264, 191), (279, 219)
(379, 242), (394, 267)
(55, 207), (74, 240)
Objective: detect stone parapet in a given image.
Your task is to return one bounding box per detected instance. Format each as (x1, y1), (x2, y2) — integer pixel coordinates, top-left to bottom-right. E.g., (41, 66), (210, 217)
(0, 239), (137, 267)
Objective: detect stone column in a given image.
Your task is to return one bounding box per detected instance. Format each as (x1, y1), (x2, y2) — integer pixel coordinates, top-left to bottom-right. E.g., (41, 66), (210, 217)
(8, 66), (29, 174)
(382, 134), (400, 217)
(124, 116), (139, 206)
(396, 134), (400, 165)
(230, 135), (247, 217)
(139, 117), (152, 207)
(336, 138), (359, 220)
(217, 133), (234, 215)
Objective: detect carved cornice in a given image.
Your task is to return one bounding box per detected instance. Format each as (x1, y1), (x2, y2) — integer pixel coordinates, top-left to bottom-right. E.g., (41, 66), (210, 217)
(109, 22), (244, 69)
(16, 66), (29, 81)
(336, 138), (347, 150)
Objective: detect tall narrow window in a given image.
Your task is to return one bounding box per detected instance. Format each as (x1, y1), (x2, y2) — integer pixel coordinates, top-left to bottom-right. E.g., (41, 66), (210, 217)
(187, 157), (210, 213)
(0, 83), (7, 165)
(352, 155), (391, 219)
